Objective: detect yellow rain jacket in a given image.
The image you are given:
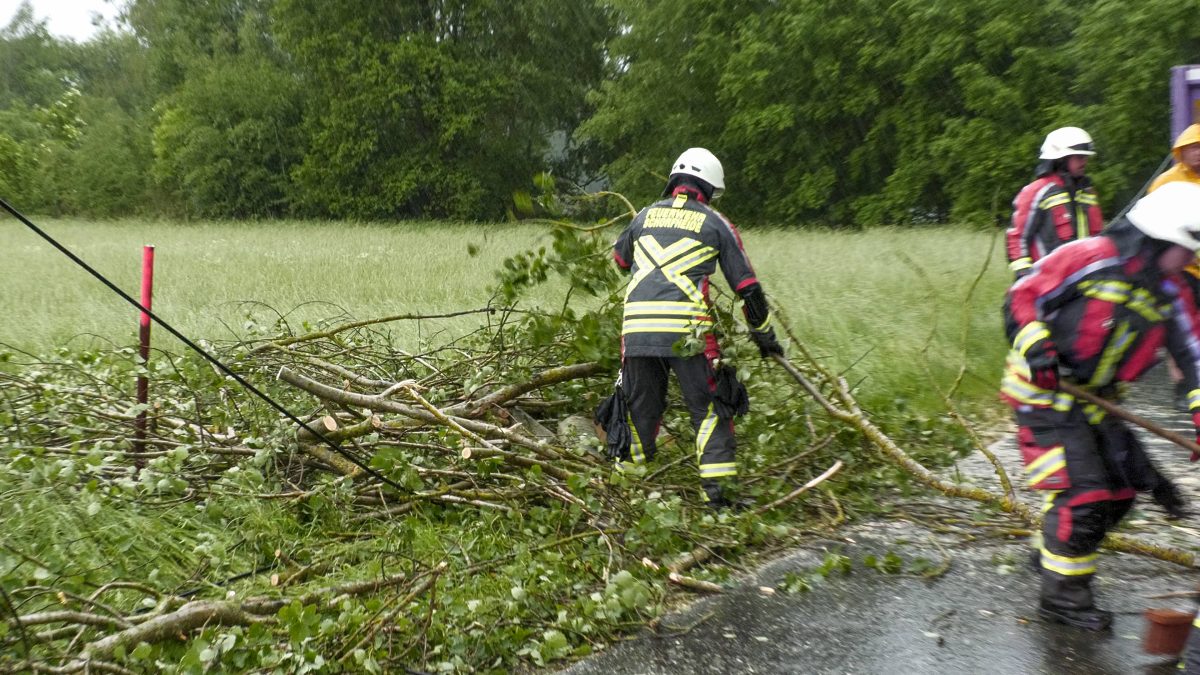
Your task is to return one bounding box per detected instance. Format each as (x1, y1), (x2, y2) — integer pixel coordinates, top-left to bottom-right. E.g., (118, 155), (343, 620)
(1149, 123), (1200, 278)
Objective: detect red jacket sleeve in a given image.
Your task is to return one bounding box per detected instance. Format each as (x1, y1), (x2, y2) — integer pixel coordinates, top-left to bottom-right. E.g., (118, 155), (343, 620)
(1007, 181), (1044, 274)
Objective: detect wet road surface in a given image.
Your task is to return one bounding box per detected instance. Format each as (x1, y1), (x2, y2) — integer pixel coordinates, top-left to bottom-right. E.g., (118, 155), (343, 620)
(563, 367), (1200, 674)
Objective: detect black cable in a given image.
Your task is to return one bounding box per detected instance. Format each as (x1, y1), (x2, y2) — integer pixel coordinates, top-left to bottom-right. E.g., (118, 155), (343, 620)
(0, 197), (406, 492)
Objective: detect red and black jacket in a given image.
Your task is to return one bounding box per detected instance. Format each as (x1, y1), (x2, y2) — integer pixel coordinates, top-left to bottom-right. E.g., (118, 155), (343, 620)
(1002, 221), (1200, 411)
(1006, 173), (1103, 278)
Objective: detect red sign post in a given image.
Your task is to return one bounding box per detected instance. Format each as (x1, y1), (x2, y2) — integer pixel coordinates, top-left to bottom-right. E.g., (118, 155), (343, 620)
(134, 245), (155, 463)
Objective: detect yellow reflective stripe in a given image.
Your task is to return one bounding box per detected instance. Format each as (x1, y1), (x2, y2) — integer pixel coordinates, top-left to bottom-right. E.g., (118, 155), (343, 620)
(626, 300), (706, 310)
(625, 305), (709, 317)
(1052, 391), (1074, 411)
(1029, 458), (1067, 486)
(1082, 289), (1128, 304)
(667, 247), (719, 273)
(638, 235), (707, 266)
(636, 236), (712, 305)
(664, 249), (719, 305)
(1076, 206), (1088, 240)
(695, 403), (718, 462)
(1188, 389), (1200, 411)
(699, 463), (738, 478)
(1040, 547), (1097, 576)
(1088, 322), (1132, 388)
(672, 194), (688, 208)
(1039, 194), (1072, 209)
(1194, 614), (1200, 630)
(1079, 279), (1132, 293)
(1025, 446), (1065, 476)
(751, 314), (771, 331)
(1001, 373), (1055, 406)
(1014, 321), (1050, 355)
(626, 247), (656, 299)
(1126, 288), (1166, 321)
(1077, 193), (1099, 206)
(1009, 257), (1033, 272)
(1082, 403), (1106, 425)
(626, 411), (645, 464)
(1042, 490), (1061, 514)
(622, 320), (711, 335)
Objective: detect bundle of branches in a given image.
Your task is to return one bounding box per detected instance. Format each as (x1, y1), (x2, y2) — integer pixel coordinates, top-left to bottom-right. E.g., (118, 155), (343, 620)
(0, 203), (858, 672)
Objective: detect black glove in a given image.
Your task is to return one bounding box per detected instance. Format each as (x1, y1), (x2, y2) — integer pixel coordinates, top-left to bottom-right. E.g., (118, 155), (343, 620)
(749, 328), (783, 358)
(713, 365), (750, 418)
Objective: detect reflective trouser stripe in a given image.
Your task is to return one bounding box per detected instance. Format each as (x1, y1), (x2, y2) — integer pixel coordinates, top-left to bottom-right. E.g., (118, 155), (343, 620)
(1040, 547), (1097, 576)
(626, 411), (646, 464)
(699, 462), (737, 478)
(696, 403), (737, 478)
(1026, 447), (1066, 486)
(1189, 388), (1200, 411)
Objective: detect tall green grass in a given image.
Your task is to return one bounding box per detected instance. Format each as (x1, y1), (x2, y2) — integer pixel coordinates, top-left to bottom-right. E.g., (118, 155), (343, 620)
(0, 218), (545, 350)
(0, 218), (1010, 413)
(750, 226), (1010, 413)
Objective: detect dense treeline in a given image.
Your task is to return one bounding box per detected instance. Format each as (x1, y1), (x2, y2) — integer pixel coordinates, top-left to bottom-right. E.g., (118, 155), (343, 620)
(0, 0), (1197, 224)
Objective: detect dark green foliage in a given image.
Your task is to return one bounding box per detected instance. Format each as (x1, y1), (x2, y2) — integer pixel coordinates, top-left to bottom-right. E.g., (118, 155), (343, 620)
(275, 0), (611, 220)
(580, 0), (1198, 225)
(0, 0), (1196, 222)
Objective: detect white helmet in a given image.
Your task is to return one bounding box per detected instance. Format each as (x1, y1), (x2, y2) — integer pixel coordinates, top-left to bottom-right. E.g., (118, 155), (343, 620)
(1127, 181), (1200, 251)
(669, 147), (725, 198)
(1039, 127), (1096, 160)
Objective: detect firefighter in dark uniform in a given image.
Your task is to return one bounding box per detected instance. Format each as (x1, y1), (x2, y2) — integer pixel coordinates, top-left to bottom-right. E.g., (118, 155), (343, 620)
(610, 147), (782, 508)
(1003, 181), (1200, 630)
(1007, 126), (1104, 279)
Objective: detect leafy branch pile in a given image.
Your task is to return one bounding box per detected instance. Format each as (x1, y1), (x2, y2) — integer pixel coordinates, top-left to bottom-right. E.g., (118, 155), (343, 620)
(0, 198), (878, 673)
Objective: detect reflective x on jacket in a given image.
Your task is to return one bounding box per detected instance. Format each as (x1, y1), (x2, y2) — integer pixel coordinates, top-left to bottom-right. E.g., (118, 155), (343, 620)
(1002, 233), (1200, 412)
(1006, 173), (1103, 276)
(612, 193), (757, 357)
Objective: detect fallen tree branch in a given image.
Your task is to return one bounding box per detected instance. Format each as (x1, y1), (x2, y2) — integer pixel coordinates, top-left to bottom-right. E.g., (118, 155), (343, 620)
(80, 601), (271, 660)
(750, 460), (843, 517)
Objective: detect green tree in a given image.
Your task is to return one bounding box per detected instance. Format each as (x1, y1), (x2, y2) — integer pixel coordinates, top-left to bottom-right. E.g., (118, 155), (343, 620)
(576, 0), (760, 210)
(129, 0), (303, 217)
(276, 0), (611, 220)
(1068, 0), (1200, 210)
(151, 56), (302, 217)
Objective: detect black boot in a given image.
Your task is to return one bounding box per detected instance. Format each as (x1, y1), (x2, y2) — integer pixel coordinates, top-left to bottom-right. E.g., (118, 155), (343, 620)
(1038, 572), (1112, 631)
(1038, 603), (1114, 631)
(701, 479), (730, 509)
(701, 479), (749, 512)
(1153, 480), (1189, 520)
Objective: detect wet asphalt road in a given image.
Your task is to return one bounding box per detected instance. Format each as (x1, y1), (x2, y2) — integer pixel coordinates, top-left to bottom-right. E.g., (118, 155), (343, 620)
(562, 367), (1200, 675)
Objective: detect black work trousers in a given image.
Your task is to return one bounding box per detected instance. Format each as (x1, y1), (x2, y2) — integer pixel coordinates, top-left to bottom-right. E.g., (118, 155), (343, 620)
(1015, 401), (1166, 609)
(619, 355), (737, 480)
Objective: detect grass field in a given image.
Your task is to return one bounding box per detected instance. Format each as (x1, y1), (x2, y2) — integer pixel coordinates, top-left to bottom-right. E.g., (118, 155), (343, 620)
(0, 218), (1011, 413)
(0, 217), (1016, 671)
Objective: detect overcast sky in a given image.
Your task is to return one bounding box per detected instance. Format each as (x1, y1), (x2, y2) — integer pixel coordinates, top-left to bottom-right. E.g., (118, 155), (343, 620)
(0, 0), (123, 41)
